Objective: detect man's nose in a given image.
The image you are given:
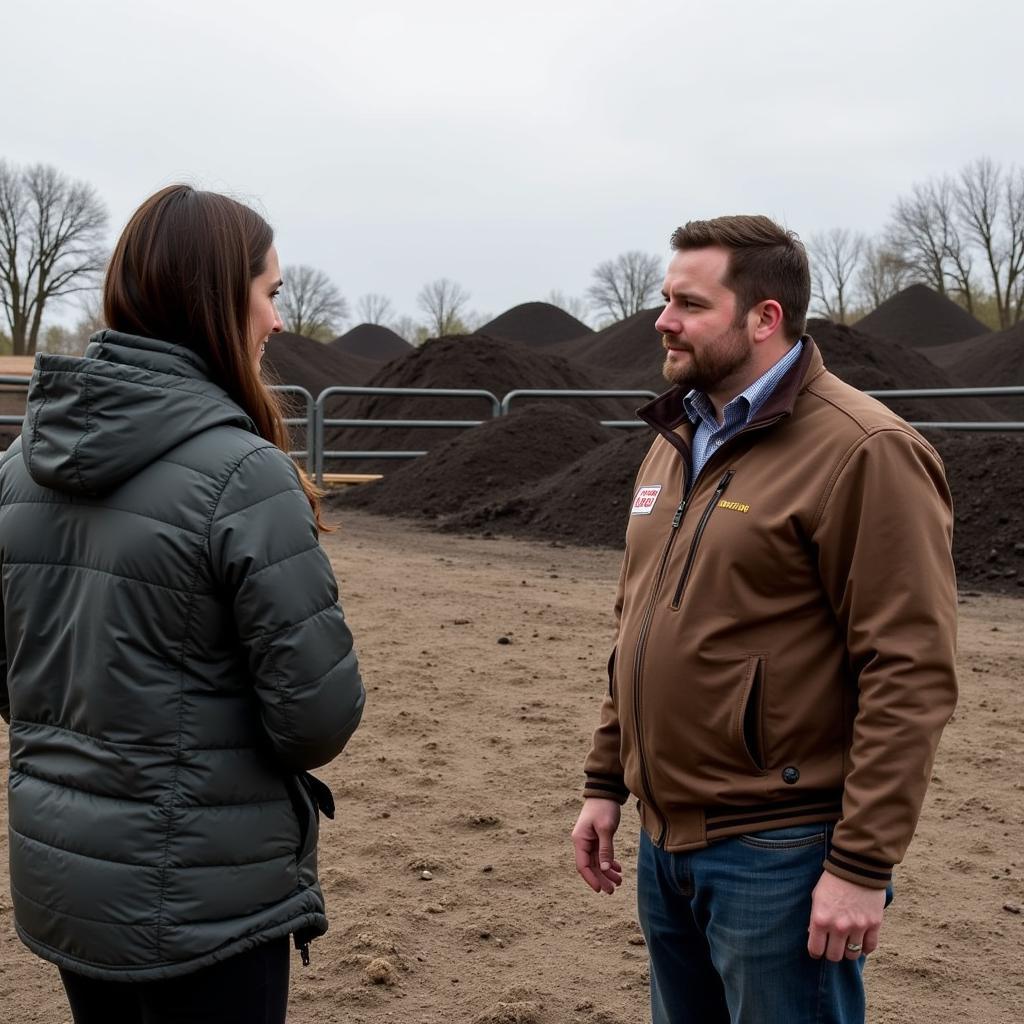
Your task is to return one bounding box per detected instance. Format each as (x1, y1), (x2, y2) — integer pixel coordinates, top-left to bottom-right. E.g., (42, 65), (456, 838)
(655, 310), (678, 335)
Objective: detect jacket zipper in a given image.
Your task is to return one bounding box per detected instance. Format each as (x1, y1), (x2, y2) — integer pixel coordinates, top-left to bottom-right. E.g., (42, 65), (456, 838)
(663, 410), (788, 609)
(670, 470), (735, 609)
(631, 483), (691, 845)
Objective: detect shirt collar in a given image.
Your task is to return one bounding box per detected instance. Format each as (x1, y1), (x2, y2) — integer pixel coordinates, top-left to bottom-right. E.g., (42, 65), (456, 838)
(683, 339), (804, 428)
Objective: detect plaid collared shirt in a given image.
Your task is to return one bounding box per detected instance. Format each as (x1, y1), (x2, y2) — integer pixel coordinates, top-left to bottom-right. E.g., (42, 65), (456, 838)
(683, 340), (804, 486)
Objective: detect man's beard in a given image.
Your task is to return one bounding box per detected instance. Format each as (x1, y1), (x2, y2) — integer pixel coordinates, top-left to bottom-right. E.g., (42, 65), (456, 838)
(661, 324), (752, 392)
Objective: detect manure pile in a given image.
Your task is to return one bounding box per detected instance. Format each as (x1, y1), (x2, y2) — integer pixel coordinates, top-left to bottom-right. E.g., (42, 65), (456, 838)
(948, 320), (1024, 386)
(262, 331), (381, 453)
(901, 314), (1024, 421)
(807, 320), (997, 422)
(479, 302), (593, 346)
(856, 284), (988, 349)
(264, 331), (379, 395)
(326, 319), (1021, 592)
(333, 404), (1022, 593)
(552, 308), (664, 391)
(256, 297), (1021, 593)
(933, 433), (1024, 590)
(440, 428), (652, 548)
(331, 323), (413, 361)
(933, 320), (1024, 418)
(325, 333), (631, 472)
(337, 404), (616, 518)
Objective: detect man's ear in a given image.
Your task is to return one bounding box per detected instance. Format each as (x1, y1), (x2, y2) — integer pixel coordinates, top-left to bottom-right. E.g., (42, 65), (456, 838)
(751, 300), (784, 342)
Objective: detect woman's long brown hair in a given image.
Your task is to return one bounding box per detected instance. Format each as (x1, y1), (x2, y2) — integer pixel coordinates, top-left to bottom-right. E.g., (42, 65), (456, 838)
(103, 184), (328, 530)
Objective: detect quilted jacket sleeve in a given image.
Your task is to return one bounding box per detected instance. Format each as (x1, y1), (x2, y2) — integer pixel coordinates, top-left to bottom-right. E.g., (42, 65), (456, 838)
(209, 443), (365, 770)
(0, 588), (8, 725)
(0, 446), (14, 724)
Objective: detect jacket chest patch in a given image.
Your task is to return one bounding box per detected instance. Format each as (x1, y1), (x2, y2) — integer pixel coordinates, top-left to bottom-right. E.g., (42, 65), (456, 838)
(718, 499), (750, 513)
(631, 485), (662, 515)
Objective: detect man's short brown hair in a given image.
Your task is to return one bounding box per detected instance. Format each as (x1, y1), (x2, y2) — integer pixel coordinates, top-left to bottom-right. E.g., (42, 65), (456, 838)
(670, 215), (810, 340)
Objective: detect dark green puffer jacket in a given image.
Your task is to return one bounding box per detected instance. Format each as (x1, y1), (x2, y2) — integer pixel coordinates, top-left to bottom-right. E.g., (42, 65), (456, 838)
(0, 331), (364, 981)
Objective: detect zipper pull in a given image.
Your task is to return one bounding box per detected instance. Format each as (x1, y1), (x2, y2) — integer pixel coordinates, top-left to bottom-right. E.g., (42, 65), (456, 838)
(671, 499), (687, 529)
(299, 942), (311, 967)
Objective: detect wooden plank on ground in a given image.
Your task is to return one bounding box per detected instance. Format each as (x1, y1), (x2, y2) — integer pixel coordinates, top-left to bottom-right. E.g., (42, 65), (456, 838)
(322, 473), (383, 486)
(0, 357), (35, 377)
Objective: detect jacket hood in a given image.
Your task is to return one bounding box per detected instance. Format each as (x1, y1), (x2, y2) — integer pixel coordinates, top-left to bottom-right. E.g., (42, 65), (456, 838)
(22, 330), (256, 496)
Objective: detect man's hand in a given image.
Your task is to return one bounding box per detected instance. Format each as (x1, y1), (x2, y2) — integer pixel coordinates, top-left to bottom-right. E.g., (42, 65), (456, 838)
(808, 871), (887, 961)
(571, 798), (623, 894)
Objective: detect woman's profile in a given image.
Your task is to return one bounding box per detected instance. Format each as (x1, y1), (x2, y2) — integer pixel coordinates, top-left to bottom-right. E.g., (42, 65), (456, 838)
(0, 184), (365, 1023)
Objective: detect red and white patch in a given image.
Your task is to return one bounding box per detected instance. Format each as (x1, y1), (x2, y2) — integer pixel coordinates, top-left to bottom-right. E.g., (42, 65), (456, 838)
(630, 485), (662, 516)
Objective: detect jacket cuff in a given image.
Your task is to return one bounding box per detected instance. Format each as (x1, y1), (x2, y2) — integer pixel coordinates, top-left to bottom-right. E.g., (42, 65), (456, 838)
(824, 843), (893, 889)
(583, 771), (630, 804)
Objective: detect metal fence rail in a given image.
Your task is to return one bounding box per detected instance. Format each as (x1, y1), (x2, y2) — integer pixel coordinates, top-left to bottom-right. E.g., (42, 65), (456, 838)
(500, 388), (658, 428)
(314, 386), (501, 483)
(3, 375), (1022, 484)
(270, 384), (316, 473)
(864, 385), (1024, 432)
(0, 375), (30, 435)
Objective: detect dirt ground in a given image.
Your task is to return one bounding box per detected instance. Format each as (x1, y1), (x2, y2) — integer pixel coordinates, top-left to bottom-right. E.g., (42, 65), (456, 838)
(1, 510), (1022, 1023)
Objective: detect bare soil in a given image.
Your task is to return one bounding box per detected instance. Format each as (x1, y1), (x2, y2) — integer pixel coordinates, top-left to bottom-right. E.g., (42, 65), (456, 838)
(1, 511), (1022, 1023)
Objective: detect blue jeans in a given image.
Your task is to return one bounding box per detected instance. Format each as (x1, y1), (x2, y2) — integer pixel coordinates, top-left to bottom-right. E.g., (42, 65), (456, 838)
(637, 824), (867, 1024)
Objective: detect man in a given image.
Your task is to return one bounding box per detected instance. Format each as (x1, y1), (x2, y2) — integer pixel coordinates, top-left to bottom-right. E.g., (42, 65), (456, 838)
(571, 215), (957, 1024)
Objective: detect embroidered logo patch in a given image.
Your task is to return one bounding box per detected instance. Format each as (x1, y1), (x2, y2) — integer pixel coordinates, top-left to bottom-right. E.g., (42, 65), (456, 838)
(718, 499), (750, 513)
(631, 485), (662, 515)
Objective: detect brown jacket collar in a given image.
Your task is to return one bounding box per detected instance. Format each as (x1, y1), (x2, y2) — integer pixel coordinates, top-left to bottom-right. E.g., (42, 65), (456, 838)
(637, 337), (825, 446)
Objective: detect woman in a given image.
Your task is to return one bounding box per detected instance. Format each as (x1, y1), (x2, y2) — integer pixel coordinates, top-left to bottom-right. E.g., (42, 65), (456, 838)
(0, 185), (365, 1023)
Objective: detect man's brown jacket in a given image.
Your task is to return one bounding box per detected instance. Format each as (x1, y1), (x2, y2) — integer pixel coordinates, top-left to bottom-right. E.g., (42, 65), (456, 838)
(583, 340), (958, 888)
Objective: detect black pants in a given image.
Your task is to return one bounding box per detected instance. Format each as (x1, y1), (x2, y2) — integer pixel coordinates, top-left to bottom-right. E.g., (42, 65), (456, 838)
(59, 937), (290, 1024)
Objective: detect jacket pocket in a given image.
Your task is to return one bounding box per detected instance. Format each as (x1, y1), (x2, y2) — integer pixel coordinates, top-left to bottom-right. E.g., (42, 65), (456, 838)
(738, 823), (827, 848)
(735, 656), (767, 773)
(607, 648), (617, 701)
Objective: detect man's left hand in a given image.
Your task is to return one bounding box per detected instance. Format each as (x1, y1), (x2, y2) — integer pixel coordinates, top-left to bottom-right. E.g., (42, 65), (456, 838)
(807, 871), (887, 961)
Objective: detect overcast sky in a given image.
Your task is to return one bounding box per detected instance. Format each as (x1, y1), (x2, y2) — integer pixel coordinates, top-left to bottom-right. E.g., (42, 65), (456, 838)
(4, 0), (1022, 330)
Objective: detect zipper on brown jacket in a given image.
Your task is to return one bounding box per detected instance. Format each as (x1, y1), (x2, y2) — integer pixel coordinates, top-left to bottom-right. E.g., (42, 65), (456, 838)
(670, 470), (735, 609)
(630, 480), (691, 845)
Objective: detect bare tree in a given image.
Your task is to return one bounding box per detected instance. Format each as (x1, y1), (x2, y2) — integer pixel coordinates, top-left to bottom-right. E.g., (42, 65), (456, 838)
(544, 289), (592, 327)
(809, 229), (865, 322)
(1010, 166), (1024, 324)
(857, 240), (912, 310)
(417, 278), (470, 337)
(356, 292), (394, 325)
(955, 158), (1024, 329)
(278, 265), (349, 340)
(888, 180), (951, 296)
(39, 291), (106, 356)
(390, 314), (423, 344)
(461, 309), (492, 332)
(888, 177), (977, 312)
(586, 251), (662, 322)
(0, 161), (108, 356)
